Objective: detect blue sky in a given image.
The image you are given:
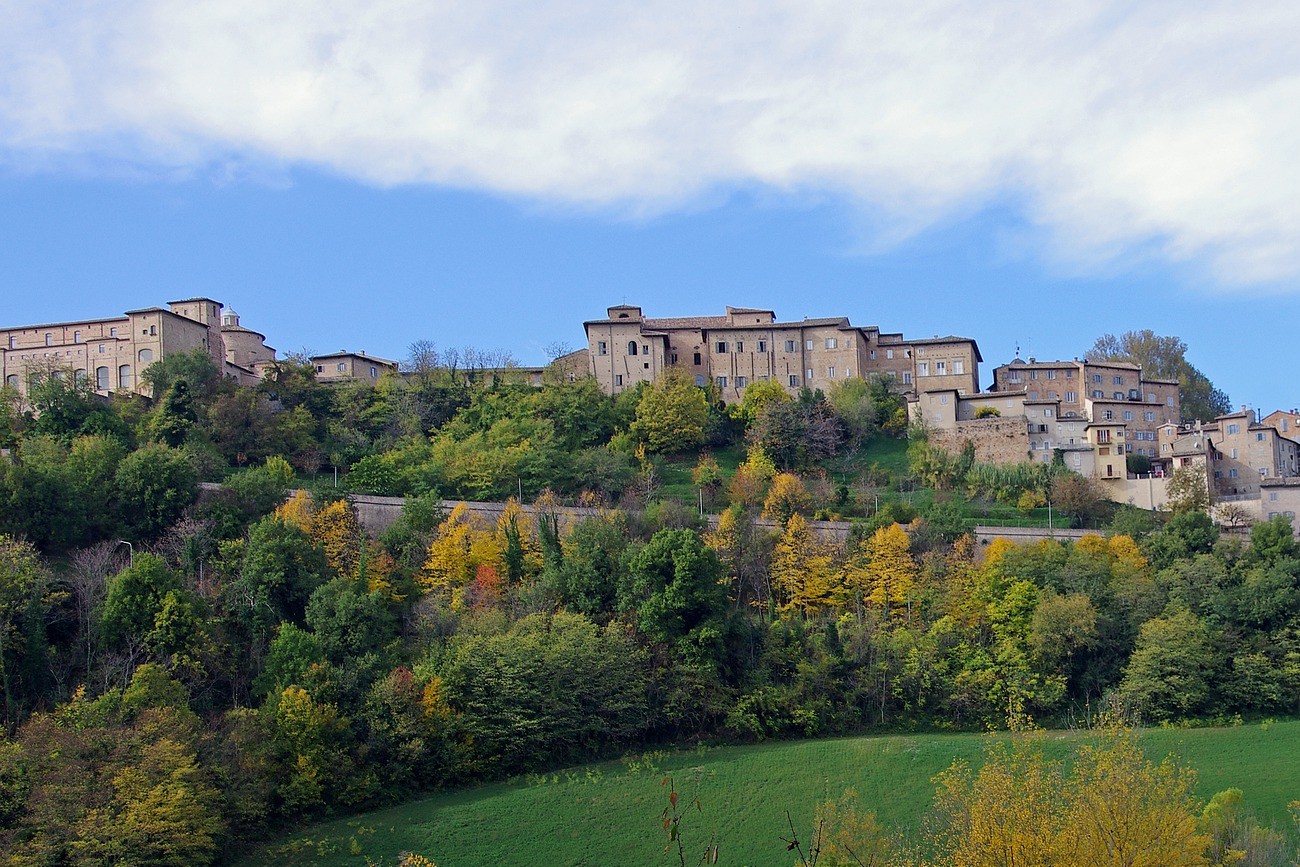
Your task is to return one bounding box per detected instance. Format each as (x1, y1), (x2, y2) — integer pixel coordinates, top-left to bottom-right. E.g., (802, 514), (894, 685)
(2, 2), (1299, 411)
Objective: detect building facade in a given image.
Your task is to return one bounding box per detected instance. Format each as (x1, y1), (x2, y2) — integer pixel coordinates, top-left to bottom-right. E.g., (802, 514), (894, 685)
(311, 351), (398, 384)
(0, 298), (243, 398)
(583, 305), (980, 402)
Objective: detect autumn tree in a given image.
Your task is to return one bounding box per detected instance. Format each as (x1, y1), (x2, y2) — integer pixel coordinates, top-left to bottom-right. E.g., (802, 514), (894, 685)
(858, 523), (917, 620)
(1166, 465), (1211, 514)
(762, 472), (812, 525)
(630, 369), (708, 454)
(770, 514), (839, 616)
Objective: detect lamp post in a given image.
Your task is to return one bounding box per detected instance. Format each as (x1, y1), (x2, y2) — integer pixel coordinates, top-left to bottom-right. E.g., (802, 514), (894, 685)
(115, 540), (134, 565)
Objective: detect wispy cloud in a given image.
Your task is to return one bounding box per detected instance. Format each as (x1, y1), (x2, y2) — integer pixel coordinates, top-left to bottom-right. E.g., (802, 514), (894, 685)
(2, 1), (1299, 284)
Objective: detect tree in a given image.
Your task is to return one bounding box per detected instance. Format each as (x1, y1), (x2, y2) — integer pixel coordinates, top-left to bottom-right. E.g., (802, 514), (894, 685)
(762, 473), (812, 524)
(730, 378), (791, 425)
(770, 514), (839, 615)
(630, 370), (708, 454)
(1118, 607), (1221, 720)
(1049, 472), (1107, 528)
(619, 529), (727, 668)
(1087, 330), (1230, 423)
(0, 536), (47, 726)
(1166, 466), (1211, 514)
(115, 444), (199, 539)
(149, 379), (198, 447)
(860, 523), (917, 620)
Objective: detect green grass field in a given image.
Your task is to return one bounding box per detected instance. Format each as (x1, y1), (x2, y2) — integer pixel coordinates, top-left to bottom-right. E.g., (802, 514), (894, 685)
(242, 721), (1300, 867)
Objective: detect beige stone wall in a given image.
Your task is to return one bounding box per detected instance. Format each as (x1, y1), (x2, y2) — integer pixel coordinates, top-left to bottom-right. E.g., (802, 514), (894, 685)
(587, 320), (663, 395)
(911, 340), (979, 394)
(929, 417), (1031, 464)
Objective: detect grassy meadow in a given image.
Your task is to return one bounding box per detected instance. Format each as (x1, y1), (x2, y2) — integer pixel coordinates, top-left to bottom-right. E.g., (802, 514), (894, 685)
(242, 720), (1300, 867)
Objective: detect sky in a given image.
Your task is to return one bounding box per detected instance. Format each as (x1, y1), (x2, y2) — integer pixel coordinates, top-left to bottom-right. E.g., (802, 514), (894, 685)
(2, 1), (1299, 410)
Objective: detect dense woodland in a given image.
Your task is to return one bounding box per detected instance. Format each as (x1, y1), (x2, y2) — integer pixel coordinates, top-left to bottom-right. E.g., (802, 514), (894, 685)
(0, 346), (1293, 864)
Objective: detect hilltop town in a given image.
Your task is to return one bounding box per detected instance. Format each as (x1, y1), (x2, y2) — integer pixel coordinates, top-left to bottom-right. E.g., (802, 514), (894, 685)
(4, 297), (1295, 528)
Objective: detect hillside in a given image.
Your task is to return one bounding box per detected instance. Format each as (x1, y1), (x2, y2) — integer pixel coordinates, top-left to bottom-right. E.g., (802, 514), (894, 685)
(243, 721), (1300, 867)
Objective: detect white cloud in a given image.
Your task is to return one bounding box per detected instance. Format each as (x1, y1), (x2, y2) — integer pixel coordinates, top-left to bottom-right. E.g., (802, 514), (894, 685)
(3, 0), (1300, 284)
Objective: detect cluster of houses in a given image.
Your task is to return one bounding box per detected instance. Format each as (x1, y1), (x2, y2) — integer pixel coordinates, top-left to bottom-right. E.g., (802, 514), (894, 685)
(4, 298), (1297, 525)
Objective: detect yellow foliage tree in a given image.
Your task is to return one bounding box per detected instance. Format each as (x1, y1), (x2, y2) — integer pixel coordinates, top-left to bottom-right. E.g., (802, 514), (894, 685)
(762, 472), (812, 524)
(494, 498), (542, 582)
(771, 514), (840, 615)
(930, 725), (1210, 867)
(861, 524), (916, 620)
(419, 504), (502, 606)
(274, 489), (314, 532)
(309, 499), (363, 580)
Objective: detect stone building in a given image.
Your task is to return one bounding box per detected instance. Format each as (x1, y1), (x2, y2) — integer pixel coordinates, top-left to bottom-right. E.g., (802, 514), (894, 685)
(310, 351), (398, 384)
(582, 304), (980, 402)
(220, 308), (278, 384)
(1158, 409), (1300, 497)
(1261, 409), (1300, 440)
(0, 298), (268, 397)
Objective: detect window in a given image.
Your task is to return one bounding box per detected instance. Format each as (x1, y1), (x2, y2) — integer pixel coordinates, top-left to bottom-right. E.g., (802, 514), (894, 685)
(1257, 432), (1265, 442)
(715, 341), (727, 354)
(5, 336), (12, 349)
(736, 341), (744, 353)
(1260, 467), (1269, 477)
(138, 348), (153, 363)
(1046, 370), (1056, 379)
(903, 372), (912, 384)
(785, 340), (797, 352)
(370, 366), (378, 378)
(1145, 411), (1155, 422)
(1009, 370), (1021, 382)
(670, 352), (679, 364)
(806, 368), (814, 380)
(337, 362), (347, 372)
(149, 325), (156, 336)
(1029, 390), (1038, 400)
(918, 362), (929, 376)
(642, 344), (649, 355)
(880, 348), (893, 361)
(44, 334), (51, 346)
(1065, 391), (1077, 402)
(614, 374), (623, 386)
(96, 367), (109, 390)
(716, 376), (728, 388)
(936, 361), (947, 374)
(109, 327), (117, 337)
(735, 376), (747, 388)
(1123, 410), (1133, 421)
(118, 364), (131, 389)
(1168, 397), (1175, 406)
(869, 349), (876, 359)
(825, 338), (837, 349)
(316, 365), (323, 372)
(1030, 370), (1038, 380)
(696, 375), (706, 386)
(1113, 375), (1123, 385)
(757, 340), (766, 353)
(98, 344), (105, 353)
(846, 368), (852, 377)
(939, 394), (948, 405)
(1284, 420), (1291, 431)
(953, 360), (964, 374)
(597, 341), (607, 355)
(1272, 492), (1279, 501)
(1113, 392), (1124, 399)
(628, 341), (639, 356)
(1229, 468), (1238, 478)
(73, 330), (81, 343)
(693, 352), (701, 365)
(1045, 409), (1054, 417)
(827, 367), (836, 378)
(1227, 423), (1241, 435)
(806, 340), (813, 350)
(789, 375), (799, 387)
(1092, 374), (1102, 383)
(1103, 410), (1114, 420)
(6, 374), (18, 390)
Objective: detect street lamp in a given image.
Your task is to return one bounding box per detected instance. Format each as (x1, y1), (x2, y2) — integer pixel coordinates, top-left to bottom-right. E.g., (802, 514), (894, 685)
(115, 540), (134, 565)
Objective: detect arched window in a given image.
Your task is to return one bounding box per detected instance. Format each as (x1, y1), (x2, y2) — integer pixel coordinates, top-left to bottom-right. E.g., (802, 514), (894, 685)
(138, 348), (154, 363)
(96, 366), (109, 390)
(118, 364), (131, 389)
(4, 374), (17, 390)
(627, 341), (638, 356)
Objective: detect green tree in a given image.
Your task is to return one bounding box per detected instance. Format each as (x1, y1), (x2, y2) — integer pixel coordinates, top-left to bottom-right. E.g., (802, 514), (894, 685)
(619, 529), (727, 668)
(1118, 606), (1221, 720)
(1087, 330), (1230, 423)
(0, 536), (47, 726)
(150, 379), (198, 447)
(141, 348), (222, 402)
(630, 370), (708, 453)
(115, 444), (199, 539)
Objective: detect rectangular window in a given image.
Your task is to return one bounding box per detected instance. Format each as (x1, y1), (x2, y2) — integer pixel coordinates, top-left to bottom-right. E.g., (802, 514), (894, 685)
(1030, 370), (1038, 380)
(1065, 391), (1077, 402)
(670, 352), (679, 364)
(869, 349), (876, 359)
(1123, 410), (1134, 421)
(805, 340), (813, 351)
(735, 376), (747, 388)
(1113, 375), (1123, 385)
(6, 337), (13, 349)
(1168, 397), (1175, 406)
(716, 341), (727, 353)
(1257, 432), (1265, 441)
(615, 374), (623, 386)
(716, 376), (728, 388)
(789, 375), (799, 387)
(369, 366), (378, 378)
(1046, 370), (1056, 379)
(785, 340), (797, 352)
(757, 340), (766, 353)
(903, 372), (912, 384)
(693, 352), (701, 365)
(936, 361), (947, 374)
(337, 362), (347, 371)
(109, 327), (117, 337)
(1092, 374), (1102, 383)
(736, 341), (744, 353)
(597, 341), (607, 356)
(886, 349), (894, 359)
(642, 344), (649, 355)
(918, 362), (929, 376)
(1260, 467), (1269, 476)
(806, 368), (813, 380)
(827, 366), (835, 378)
(1029, 391), (1038, 400)
(1103, 410), (1114, 420)
(1227, 424), (1240, 435)
(73, 330), (81, 343)
(44, 334), (51, 346)
(953, 360), (964, 375)
(825, 338), (837, 349)
(1145, 411), (1155, 422)
(1009, 371), (1021, 382)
